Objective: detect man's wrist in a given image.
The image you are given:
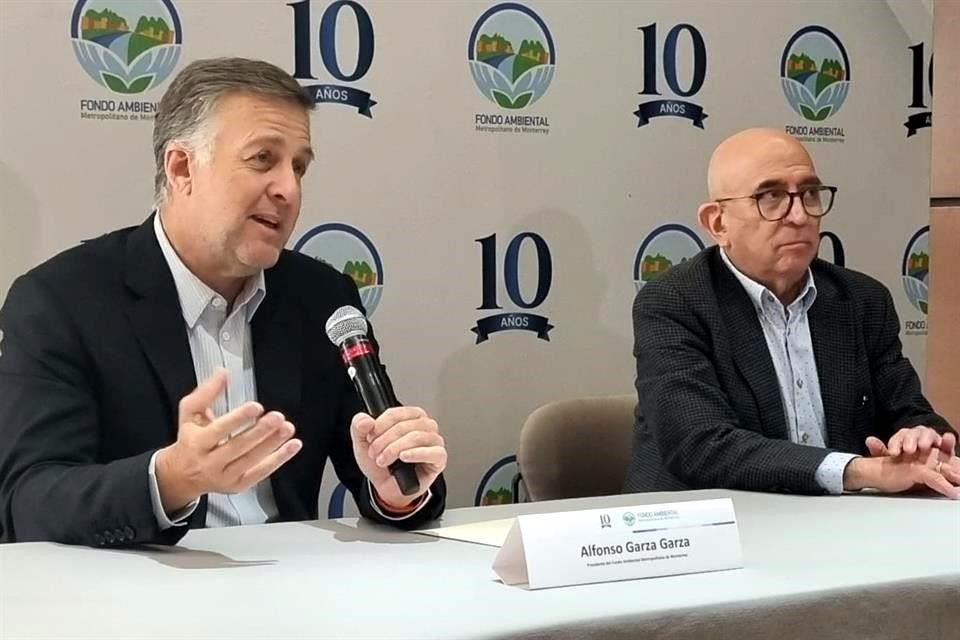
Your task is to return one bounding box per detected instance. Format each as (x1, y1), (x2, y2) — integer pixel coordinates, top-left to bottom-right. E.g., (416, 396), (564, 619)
(842, 456), (870, 492)
(155, 446), (199, 513)
(372, 485), (422, 515)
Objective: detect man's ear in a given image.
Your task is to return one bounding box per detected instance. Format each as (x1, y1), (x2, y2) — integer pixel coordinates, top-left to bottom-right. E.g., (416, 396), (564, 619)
(163, 143), (194, 199)
(697, 201), (729, 248)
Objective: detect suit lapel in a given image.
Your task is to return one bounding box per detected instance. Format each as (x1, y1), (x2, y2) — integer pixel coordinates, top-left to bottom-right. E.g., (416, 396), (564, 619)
(712, 250), (788, 439)
(808, 265), (856, 449)
(122, 216), (197, 439)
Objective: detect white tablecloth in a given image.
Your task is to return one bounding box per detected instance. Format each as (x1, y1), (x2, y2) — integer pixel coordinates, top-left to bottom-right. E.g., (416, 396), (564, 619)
(1, 489), (958, 639)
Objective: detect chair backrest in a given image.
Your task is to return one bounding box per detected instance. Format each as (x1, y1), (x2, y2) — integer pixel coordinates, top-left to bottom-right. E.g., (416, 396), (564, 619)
(517, 394), (636, 502)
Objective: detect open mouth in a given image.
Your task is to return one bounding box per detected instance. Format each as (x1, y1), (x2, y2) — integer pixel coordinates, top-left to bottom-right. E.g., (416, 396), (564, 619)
(251, 215), (280, 231)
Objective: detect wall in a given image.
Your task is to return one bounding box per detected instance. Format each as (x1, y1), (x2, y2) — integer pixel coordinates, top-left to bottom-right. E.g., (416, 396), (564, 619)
(0, 0), (935, 513)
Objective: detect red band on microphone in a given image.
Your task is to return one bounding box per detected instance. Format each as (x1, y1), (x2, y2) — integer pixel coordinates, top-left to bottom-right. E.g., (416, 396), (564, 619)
(341, 340), (374, 363)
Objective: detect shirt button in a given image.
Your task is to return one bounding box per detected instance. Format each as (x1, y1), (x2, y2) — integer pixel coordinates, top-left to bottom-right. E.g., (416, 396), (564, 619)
(801, 433), (810, 443)
(212, 297), (224, 308)
(221, 331), (231, 342)
(797, 378), (803, 389)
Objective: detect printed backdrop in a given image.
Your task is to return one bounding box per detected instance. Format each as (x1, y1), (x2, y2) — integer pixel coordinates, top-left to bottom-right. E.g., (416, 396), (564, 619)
(0, 0), (936, 514)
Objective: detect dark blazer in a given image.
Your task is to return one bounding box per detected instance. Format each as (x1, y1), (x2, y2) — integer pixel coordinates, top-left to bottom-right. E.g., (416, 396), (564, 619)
(0, 217), (445, 545)
(624, 246), (953, 495)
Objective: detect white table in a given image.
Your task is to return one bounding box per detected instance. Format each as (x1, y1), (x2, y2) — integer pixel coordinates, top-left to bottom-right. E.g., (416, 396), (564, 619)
(2, 489), (958, 639)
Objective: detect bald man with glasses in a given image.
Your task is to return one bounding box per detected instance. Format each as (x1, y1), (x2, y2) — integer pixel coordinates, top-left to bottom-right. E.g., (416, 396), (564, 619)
(624, 128), (960, 499)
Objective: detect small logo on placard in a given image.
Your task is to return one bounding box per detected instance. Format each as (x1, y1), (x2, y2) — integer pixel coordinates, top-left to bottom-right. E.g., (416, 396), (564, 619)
(780, 25), (849, 143)
(633, 224), (704, 291)
(293, 223), (384, 316)
(600, 514), (612, 529)
(901, 226), (929, 337)
(622, 511), (636, 527)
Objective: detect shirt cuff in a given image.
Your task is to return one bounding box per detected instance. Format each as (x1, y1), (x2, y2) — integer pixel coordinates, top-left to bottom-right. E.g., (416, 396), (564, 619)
(367, 479), (431, 521)
(815, 452), (860, 495)
(148, 450), (199, 530)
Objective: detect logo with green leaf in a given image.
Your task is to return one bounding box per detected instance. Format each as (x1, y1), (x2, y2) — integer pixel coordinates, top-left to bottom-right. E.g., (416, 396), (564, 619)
(70, 0), (182, 95)
(293, 223), (385, 317)
(901, 226), (929, 315)
(468, 3), (556, 110)
(780, 26), (850, 122)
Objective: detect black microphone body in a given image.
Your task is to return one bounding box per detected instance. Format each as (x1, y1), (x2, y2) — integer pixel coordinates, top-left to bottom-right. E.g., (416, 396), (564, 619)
(338, 335), (421, 497)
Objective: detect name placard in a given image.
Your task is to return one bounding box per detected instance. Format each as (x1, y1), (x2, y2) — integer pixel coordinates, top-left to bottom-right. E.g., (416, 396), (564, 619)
(492, 498), (742, 590)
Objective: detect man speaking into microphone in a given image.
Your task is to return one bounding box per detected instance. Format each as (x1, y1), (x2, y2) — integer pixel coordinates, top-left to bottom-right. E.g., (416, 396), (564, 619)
(0, 58), (446, 546)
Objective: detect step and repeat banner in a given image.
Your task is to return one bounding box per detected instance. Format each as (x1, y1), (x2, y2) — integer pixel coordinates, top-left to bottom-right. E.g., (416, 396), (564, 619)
(0, 0), (935, 514)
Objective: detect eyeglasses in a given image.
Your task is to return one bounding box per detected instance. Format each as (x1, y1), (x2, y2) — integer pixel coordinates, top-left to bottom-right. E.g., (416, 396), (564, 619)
(715, 185), (837, 221)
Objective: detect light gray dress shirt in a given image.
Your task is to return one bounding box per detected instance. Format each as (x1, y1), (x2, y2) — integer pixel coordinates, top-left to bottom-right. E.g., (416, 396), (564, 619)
(720, 250), (858, 494)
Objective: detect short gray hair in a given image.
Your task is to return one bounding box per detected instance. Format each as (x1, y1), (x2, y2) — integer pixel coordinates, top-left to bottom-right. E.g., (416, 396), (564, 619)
(152, 57), (314, 209)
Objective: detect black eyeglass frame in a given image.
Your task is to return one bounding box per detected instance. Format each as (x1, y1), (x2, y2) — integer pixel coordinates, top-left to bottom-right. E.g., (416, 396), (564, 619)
(715, 185), (838, 221)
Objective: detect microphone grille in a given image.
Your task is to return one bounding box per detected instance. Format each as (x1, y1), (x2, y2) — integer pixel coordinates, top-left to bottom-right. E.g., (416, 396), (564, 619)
(325, 305), (368, 346)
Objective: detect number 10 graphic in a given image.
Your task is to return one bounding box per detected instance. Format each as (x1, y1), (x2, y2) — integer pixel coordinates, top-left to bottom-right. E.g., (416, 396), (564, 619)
(634, 22), (709, 128)
(472, 233), (555, 343)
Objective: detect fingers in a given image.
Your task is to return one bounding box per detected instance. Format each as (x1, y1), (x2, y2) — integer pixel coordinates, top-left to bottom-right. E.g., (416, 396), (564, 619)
(188, 408), (300, 494)
(233, 439), (303, 492)
(914, 428), (940, 457)
(887, 429), (906, 456)
(941, 433), (958, 458)
(351, 407), (434, 459)
(367, 414), (439, 460)
(901, 429), (919, 456)
(373, 430), (444, 469)
(172, 372), (303, 495)
(178, 368), (228, 420)
(198, 402), (265, 447)
(189, 407), (218, 427)
(398, 445), (448, 467)
(920, 466), (960, 499)
(939, 458), (960, 486)
(918, 448), (959, 499)
(350, 412), (376, 446)
(222, 418), (296, 476)
(865, 436), (888, 457)
(215, 412), (291, 466)
(888, 426), (940, 459)
(366, 407), (429, 440)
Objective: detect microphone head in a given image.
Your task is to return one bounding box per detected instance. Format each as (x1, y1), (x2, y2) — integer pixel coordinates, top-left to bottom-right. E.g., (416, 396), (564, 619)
(325, 305), (369, 346)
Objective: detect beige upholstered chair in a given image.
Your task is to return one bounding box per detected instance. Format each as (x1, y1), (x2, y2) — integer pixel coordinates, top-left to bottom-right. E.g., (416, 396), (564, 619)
(517, 394), (636, 501)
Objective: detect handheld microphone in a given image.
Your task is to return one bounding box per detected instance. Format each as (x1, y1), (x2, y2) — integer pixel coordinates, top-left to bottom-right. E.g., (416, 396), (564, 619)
(325, 305), (421, 497)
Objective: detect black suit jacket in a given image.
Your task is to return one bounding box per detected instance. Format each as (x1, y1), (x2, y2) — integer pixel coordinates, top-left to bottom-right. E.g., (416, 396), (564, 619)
(0, 217), (445, 545)
(624, 246), (954, 495)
